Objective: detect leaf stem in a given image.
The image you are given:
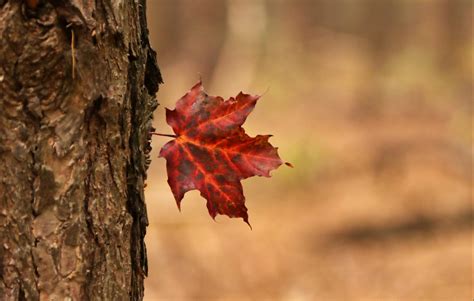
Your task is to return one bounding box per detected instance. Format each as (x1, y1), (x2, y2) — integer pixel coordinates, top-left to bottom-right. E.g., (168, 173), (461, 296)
(150, 132), (178, 138)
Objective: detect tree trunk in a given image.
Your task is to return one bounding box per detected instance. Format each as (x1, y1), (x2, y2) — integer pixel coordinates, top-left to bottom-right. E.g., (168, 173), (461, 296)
(0, 0), (161, 300)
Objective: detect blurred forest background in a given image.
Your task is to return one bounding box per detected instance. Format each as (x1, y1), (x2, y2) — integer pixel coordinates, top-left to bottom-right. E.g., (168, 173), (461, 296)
(144, 1), (472, 300)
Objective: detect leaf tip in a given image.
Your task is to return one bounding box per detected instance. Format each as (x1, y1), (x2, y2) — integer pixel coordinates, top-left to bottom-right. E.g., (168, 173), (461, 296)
(175, 197), (183, 212)
(244, 218), (252, 230)
(192, 79), (203, 91)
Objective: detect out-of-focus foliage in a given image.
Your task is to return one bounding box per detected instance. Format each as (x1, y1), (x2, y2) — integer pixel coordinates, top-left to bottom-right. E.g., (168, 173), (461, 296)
(145, 1), (472, 300)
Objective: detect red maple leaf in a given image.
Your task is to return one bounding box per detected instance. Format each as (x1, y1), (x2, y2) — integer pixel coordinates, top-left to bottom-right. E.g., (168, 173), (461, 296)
(158, 81), (286, 225)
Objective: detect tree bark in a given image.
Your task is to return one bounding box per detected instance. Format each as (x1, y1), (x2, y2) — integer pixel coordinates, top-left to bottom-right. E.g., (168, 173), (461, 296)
(0, 0), (161, 300)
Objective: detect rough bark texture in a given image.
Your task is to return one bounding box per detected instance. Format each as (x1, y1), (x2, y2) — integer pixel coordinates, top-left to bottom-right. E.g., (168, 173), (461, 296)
(0, 0), (161, 300)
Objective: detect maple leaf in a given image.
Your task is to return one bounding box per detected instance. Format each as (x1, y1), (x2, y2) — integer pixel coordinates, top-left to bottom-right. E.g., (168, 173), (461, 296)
(159, 81), (286, 225)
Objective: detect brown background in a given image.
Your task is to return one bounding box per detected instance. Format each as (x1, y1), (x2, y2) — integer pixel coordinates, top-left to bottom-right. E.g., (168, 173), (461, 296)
(144, 1), (472, 300)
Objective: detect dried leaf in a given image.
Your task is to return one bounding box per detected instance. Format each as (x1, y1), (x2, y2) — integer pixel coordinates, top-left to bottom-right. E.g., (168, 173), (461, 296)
(159, 82), (285, 225)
